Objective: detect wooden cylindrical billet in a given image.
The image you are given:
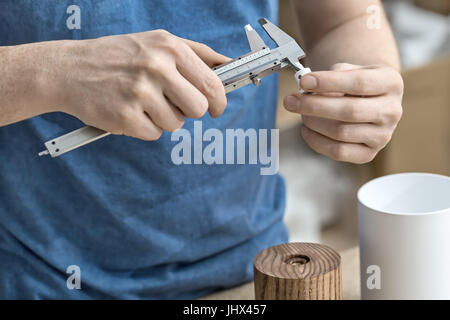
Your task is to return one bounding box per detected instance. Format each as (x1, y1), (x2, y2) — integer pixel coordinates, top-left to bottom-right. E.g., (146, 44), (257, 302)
(254, 242), (342, 300)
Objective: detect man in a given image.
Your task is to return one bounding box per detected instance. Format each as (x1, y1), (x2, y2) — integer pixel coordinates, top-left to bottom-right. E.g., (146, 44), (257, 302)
(0, 0), (403, 299)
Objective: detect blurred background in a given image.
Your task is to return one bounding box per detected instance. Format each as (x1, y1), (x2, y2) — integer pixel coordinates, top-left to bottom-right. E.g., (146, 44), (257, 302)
(276, 0), (450, 251)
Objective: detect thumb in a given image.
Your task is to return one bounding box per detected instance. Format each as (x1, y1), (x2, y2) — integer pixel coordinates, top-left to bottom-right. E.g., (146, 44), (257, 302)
(299, 63), (363, 97)
(330, 62), (363, 71)
(182, 39), (231, 67)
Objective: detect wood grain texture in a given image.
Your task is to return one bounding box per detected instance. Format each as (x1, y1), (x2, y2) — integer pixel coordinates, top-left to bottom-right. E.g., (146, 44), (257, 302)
(254, 242), (342, 300)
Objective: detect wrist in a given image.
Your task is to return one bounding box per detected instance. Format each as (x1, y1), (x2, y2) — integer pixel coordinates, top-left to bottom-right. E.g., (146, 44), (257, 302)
(4, 42), (59, 115)
(31, 40), (78, 114)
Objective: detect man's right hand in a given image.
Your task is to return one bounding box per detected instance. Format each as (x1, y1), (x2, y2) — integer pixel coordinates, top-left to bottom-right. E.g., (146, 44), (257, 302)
(44, 30), (230, 140)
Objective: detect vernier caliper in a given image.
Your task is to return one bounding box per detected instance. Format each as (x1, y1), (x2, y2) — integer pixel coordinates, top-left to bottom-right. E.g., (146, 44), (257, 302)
(38, 18), (310, 157)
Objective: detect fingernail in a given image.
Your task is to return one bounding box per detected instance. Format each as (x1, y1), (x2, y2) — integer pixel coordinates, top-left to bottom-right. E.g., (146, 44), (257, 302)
(284, 96), (299, 111)
(301, 75), (318, 90)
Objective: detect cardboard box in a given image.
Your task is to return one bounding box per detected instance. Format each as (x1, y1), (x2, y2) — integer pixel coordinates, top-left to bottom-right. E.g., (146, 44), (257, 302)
(375, 57), (450, 176)
(414, 0), (450, 15)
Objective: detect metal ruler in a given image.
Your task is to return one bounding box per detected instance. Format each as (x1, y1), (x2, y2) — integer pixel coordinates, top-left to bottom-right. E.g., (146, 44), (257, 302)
(39, 18), (310, 158)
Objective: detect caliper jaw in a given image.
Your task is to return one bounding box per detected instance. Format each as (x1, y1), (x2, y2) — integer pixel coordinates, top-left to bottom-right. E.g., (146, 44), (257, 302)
(258, 18), (306, 71)
(257, 18), (311, 92)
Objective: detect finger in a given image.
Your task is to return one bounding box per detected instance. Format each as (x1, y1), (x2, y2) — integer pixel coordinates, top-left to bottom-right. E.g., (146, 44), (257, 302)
(301, 125), (376, 164)
(300, 66), (402, 96)
(315, 92), (345, 97)
(314, 64), (354, 97)
(161, 68), (209, 119)
(284, 93), (384, 123)
(330, 63), (363, 72)
(182, 39), (231, 67)
(142, 89), (185, 132)
(302, 115), (392, 149)
(120, 108), (163, 141)
(176, 43), (227, 118)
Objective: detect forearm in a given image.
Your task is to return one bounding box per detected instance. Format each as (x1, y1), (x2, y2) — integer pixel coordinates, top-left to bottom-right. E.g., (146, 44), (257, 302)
(0, 42), (63, 126)
(293, 0), (400, 71)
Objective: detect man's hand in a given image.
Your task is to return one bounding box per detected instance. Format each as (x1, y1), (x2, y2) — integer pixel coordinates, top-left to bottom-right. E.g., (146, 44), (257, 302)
(283, 63), (403, 164)
(44, 30), (230, 140)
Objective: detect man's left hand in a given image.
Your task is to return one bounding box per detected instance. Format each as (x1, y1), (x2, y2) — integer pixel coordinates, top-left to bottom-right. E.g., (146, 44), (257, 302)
(283, 63), (404, 164)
